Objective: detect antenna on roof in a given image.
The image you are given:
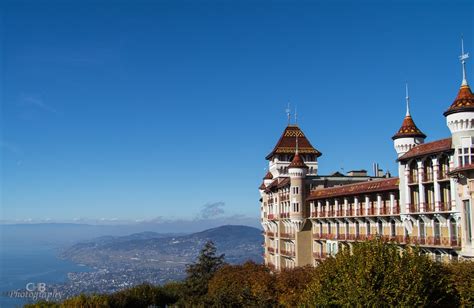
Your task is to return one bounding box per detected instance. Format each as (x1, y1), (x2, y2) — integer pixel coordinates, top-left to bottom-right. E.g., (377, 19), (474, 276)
(460, 34), (470, 86)
(294, 105), (298, 124)
(285, 102), (291, 125)
(405, 82), (410, 117)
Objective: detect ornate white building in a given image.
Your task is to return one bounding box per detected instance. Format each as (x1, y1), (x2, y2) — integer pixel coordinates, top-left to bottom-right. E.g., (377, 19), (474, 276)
(260, 42), (474, 270)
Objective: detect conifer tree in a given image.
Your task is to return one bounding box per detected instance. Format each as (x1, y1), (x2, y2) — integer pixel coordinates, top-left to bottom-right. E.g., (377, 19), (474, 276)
(182, 240), (225, 304)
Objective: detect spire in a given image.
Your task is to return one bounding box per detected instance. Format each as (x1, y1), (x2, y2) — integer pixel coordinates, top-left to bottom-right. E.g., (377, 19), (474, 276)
(444, 37), (474, 117)
(405, 83), (410, 116)
(392, 84), (426, 140)
(285, 102), (291, 125)
(460, 35), (469, 86)
(288, 134), (308, 169)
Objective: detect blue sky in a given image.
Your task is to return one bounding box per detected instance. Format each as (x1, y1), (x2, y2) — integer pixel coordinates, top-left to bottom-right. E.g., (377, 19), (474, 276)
(1, 0), (473, 222)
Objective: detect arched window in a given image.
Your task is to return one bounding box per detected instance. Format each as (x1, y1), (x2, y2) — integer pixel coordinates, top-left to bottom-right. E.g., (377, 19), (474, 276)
(366, 221), (371, 235)
(355, 221), (360, 237)
(378, 221), (383, 235)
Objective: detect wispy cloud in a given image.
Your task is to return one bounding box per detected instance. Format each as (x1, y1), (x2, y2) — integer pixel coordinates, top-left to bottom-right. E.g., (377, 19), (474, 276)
(19, 94), (59, 114)
(198, 202), (225, 219)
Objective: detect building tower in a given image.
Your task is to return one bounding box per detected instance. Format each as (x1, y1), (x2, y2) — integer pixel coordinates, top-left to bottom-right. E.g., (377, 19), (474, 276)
(392, 84), (427, 157)
(443, 37), (474, 258)
(288, 137), (308, 222)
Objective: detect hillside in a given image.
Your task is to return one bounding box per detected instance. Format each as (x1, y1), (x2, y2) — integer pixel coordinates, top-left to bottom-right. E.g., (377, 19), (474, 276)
(61, 225), (262, 272)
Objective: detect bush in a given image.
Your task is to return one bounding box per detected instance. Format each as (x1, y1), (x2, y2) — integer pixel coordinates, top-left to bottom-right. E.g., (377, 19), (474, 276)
(207, 261), (276, 307)
(447, 260), (474, 306)
(301, 239), (457, 307)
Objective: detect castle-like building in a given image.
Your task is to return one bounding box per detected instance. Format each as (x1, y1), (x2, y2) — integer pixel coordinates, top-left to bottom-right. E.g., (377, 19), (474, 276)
(259, 42), (474, 270)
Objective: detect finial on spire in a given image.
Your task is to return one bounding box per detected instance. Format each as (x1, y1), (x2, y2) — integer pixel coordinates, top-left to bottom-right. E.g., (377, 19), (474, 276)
(405, 82), (411, 117)
(460, 34), (469, 86)
(285, 102), (291, 125)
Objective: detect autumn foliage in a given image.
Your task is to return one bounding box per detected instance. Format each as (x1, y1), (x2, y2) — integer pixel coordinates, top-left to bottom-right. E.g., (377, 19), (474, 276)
(26, 239), (473, 307)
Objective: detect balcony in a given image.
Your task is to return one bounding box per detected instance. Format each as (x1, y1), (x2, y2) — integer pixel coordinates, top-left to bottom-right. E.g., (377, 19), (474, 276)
(439, 202), (450, 212)
(408, 174), (418, 184)
(280, 249), (296, 257)
(313, 252), (327, 260)
(267, 232), (275, 237)
(422, 173), (434, 183)
(425, 203), (435, 212)
(438, 171), (449, 181)
(408, 203), (420, 213)
(280, 233), (295, 239)
(345, 234), (356, 241)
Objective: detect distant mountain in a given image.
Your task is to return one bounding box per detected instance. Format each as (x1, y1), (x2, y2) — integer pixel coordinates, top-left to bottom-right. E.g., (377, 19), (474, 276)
(61, 225), (263, 270)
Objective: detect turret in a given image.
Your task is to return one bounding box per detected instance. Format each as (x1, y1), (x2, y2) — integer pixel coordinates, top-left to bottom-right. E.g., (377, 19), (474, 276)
(444, 38), (474, 134)
(288, 138), (308, 219)
(392, 84), (426, 157)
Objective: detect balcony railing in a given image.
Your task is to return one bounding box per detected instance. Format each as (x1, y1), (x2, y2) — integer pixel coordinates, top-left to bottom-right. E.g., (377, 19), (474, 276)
(313, 252), (327, 260)
(280, 233), (295, 239)
(425, 203), (435, 212)
(423, 173), (434, 182)
(280, 249), (296, 257)
(439, 202), (450, 212)
(438, 171), (449, 180)
(267, 232), (275, 237)
(408, 174), (418, 184)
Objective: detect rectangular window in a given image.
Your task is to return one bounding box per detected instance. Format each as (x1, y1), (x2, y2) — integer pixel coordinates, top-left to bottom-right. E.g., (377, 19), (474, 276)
(464, 200), (472, 243)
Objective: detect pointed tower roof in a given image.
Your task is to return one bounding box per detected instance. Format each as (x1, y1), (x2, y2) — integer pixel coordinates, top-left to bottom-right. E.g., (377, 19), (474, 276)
(265, 125), (321, 160)
(288, 152), (308, 169)
(443, 84), (474, 116)
(392, 84), (427, 140)
(288, 136), (308, 169)
(444, 36), (474, 116)
(263, 171), (273, 180)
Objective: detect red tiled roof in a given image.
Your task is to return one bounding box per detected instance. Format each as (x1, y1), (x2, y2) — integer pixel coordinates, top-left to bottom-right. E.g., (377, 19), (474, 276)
(398, 138), (452, 161)
(444, 84), (474, 116)
(259, 182), (266, 190)
(263, 171), (273, 180)
(307, 178), (399, 200)
(265, 177), (290, 192)
(266, 125), (321, 160)
(392, 115), (426, 140)
(288, 152), (308, 169)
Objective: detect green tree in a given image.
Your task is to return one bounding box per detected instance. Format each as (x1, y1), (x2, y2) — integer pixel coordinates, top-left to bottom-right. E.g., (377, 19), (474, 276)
(275, 266), (317, 307)
(182, 240), (225, 305)
(301, 239), (457, 307)
(447, 260), (474, 306)
(207, 261), (276, 307)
